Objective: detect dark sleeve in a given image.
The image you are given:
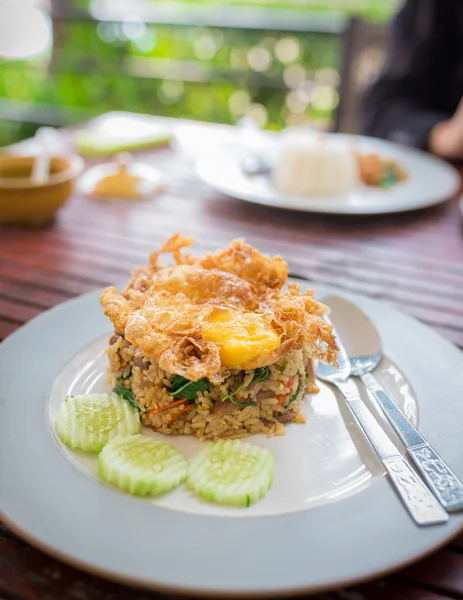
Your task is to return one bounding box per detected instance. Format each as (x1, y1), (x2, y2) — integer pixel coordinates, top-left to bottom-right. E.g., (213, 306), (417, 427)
(361, 0), (452, 149)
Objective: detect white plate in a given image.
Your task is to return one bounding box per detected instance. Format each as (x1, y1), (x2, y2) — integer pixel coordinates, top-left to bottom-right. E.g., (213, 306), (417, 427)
(196, 134), (460, 215)
(1, 283), (463, 596)
(47, 337), (416, 518)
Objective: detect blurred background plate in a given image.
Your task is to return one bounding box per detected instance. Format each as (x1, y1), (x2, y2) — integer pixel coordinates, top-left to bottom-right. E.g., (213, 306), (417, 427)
(196, 134), (461, 215)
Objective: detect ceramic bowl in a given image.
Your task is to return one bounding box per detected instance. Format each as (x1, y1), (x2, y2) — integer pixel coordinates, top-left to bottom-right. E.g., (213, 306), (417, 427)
(0, 154), (84, 225)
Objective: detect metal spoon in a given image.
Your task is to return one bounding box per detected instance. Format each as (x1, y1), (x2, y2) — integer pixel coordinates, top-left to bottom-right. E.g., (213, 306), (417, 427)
(241, 153), (273, 176)
(236, 117), (274, 176)
(30, 127), (58, 184)
(324, 295), (463, 513)
(316, 317), (447, 525)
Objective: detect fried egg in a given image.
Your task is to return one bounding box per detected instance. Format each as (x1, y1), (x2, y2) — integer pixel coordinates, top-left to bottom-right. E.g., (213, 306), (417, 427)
(202, 306), (280, 367)
(100, 235), (338, 383)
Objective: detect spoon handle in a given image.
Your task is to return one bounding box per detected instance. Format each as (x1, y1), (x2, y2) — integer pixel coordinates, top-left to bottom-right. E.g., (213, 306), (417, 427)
(362, 372), (463, 512)
(334, 378), (448, 526)
(31, 127), (57, 184)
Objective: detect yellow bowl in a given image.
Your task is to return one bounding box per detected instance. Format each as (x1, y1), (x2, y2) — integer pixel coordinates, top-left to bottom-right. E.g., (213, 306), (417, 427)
(0, 154), (84, 225)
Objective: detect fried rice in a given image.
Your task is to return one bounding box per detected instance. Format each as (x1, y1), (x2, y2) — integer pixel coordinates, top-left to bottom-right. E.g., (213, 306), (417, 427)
(101, 235), (337, 441)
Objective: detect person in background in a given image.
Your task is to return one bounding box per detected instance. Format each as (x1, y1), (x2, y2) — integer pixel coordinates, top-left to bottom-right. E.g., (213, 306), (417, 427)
(361, 0), (463, 159)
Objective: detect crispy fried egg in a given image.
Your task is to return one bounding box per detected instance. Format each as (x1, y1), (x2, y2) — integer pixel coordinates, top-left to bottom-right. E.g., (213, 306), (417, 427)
(100, 235), (337, 383)
(202, 306), (281, 368)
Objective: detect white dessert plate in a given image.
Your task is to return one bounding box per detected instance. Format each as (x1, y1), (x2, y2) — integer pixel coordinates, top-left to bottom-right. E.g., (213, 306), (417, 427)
(196, 134), (460, 215)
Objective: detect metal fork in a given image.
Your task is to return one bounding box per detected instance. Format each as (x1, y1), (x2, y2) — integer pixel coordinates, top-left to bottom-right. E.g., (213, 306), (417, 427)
(316, 318), (448, 526)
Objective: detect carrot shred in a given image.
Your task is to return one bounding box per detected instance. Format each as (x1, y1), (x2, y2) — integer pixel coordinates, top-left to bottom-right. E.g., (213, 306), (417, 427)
(148, 398), (186, 416)
(170, 406), (191, 423)
(286, 378), (293, 388)
(277, 394), (287, 406)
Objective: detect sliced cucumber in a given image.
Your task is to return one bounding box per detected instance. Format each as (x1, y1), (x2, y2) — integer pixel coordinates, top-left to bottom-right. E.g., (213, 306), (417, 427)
(55, 393), (140, 453)
(99, 435), (188, 496)
(187, 440), (274, 507)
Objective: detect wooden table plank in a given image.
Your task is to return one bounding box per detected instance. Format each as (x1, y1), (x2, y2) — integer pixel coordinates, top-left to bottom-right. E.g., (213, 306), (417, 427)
(1, 245), (127, 283)
(401, 549), (463, 598)
(0, 533), (173, 600)
(0, 262), (100, 297)
(0, 317), (22, 341)
(357, 579), (456, 600)
(0, 298), (42, 324)
(4, 225), (463, 328)
(450, 533), (463, 552)
(0, 280), (72, 310)
(0, 529), (456, 600)
(8, 222), (463, 302)
(3, 216), (463, 342)
(1, 114), (463, 600)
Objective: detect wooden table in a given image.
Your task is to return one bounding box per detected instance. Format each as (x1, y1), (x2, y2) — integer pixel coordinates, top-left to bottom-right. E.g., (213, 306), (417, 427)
(1, 114), (463, 600)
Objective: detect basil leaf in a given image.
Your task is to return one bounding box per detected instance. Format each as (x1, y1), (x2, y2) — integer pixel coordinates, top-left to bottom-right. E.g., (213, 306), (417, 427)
(252, 366), (271, 383)
(169, 375), (209, 401)
(380, 166), (397, 188)
(287, 371), (306, 406)
(230, 398), (257, 406)
(221, 378), (258, 407)
(221, 379), (245, 403)
(287, 384), (301, 406)
(230, 398), (258, 407)
(113, 385), (139, 411)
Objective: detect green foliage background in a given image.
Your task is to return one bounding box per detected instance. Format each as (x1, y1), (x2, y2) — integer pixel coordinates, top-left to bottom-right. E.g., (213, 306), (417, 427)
(0, 0), (394, 146)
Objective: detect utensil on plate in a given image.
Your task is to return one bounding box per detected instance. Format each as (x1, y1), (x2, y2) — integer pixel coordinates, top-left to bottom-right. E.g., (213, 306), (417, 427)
(30, 127), (59, 184)
(324, 295), (463, 513)
(317, 318), (448, 526)
(0, 154), (84, 225)
(241, 153), (273, 176)
(236, 117), (274, 176)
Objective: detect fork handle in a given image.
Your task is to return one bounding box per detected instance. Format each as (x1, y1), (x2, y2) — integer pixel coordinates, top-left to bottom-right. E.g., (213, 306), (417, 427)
(335, 378), (448, 525)
(362, 372), (463, 512)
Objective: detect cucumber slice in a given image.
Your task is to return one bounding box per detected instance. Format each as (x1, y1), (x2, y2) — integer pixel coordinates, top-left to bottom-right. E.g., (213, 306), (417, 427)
(99, 435), (188, 496)
(187, 440), (274, 507)
(55, 393), (140, 453)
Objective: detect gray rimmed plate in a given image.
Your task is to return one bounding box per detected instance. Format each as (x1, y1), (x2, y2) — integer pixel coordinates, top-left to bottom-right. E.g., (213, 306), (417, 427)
(1, 283), (463, 597)
(196, 134), (460, 215)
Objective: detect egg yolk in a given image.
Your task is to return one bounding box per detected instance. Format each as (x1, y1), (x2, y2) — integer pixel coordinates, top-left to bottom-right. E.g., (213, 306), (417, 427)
(202, 307), (280, 367)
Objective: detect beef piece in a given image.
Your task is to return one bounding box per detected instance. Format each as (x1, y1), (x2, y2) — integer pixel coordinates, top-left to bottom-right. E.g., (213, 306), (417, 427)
(276, 410), (297, 423)
(214, 399), (237, 416)
(133, 357), (149, 370)
(255, 390), (276, 401)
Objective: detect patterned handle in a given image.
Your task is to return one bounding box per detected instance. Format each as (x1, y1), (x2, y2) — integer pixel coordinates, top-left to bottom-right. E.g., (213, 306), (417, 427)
(335, 379), (448, 526)
(409, 444), (463, 512)
(362, 372), (463, 512)
(384, 457), (449, 525)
